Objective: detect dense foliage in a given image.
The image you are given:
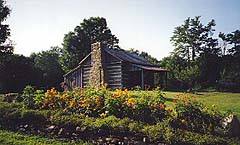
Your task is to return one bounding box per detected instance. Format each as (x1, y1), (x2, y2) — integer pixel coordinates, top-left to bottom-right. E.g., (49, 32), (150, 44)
(160, 16), (240, 91)
(0, 0), (12, 54)
(30, 47), (64, 90)
(21, 86), (168, 124)
(60, 17), (119, 72)
(0, 87), (239, 144)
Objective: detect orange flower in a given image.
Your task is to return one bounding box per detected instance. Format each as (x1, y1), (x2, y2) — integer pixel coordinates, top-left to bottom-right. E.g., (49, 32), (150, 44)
(167, 109), (172, 113)
(173, 99), (177, 103)
(159, 103), (166, 111)
(59, 94), (68, 100)
(95, 96), (101, 106)
(124, 98), (136, 107)
(70, 98), (76, 107)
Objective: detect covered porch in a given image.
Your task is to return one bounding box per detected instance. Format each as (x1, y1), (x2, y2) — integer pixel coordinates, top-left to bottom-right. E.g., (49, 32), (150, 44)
(127, 64), (168, 90)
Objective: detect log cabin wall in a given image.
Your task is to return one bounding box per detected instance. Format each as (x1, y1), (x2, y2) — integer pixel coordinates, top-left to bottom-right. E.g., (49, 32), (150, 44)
(64, 52), (92, 89)
(103, 49), (123, 89)
(82, 65), (91, 87)
(105, 62), (122, 89)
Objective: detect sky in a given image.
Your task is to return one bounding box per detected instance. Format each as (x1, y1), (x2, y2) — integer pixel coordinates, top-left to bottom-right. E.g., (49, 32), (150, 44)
(5, 0), (240, 60)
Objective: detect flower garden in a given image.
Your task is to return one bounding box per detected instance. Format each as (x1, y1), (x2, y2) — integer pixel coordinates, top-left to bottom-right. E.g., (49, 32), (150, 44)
(0, 85), (240, 144)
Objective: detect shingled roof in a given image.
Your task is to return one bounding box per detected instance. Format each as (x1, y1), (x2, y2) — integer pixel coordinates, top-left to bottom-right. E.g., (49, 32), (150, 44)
(104, 47), (155, 66)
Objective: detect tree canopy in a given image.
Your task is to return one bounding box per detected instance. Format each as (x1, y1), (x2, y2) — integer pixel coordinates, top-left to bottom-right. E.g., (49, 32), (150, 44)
(60, 17), (119, 72)
(218, 30), (240, 88)
(31, 47), (64, 90)
(163, 16), (223, 90)
(0, 0), (12, 54)
(170, 16), (218, 61)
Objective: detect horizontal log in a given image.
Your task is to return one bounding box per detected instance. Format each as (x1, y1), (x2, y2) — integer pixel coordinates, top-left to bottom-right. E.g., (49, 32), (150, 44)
(108, 79), (122, 83)
(106, 65), (122, 69)
(107, 84), (122, 87)
(108, 76), (122, 79)
(83, 68), (91, 71)
(106, 69), (121, 72)
(106, 71), (122, 75)
(105, 61), (122, 65)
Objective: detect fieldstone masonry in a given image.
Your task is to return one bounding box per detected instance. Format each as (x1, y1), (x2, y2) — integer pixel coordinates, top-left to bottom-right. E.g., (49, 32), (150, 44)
(89, 42), (104, 88)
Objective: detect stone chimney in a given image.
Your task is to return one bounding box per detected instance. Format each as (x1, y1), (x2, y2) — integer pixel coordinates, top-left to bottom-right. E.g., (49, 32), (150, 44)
(89, 42), (104, 88)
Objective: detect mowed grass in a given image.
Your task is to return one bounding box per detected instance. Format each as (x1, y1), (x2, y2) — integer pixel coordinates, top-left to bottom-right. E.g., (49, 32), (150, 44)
(0, 130), (90, 145)
(163, 91), (240, 117)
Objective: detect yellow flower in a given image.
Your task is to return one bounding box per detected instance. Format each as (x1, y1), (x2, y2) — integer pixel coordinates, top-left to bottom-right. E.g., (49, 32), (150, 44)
(181, 119), (187, 124)
(95, 96), (101, 106)
(70, 99), (76, 107)
(100, 113), (107, 118)
(59, 94), (68, 100)
(159, 103), (166, 111)
(124, 98), (136, 107)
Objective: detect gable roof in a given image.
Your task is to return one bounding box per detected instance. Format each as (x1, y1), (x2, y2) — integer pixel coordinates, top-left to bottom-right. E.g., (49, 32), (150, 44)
(104, 47), (155, 66)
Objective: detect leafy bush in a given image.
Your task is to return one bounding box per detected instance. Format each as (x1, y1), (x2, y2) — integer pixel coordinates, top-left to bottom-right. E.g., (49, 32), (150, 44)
(33, 90), (45, 108)
(142, 119), (176, 143)
(172, 93), (223, 134)
(33, 87), (168, 124)
(21, 85), (35, 108)
(20, 109), (47, 125)
(2, 93), (19, 103)
(1, 98), (239, 145)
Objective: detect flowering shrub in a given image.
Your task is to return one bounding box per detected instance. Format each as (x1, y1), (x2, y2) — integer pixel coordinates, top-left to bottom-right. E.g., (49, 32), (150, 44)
(172, 93), (223, 134)
(31, 86), (168, 123)
(104, 89), (129, 117)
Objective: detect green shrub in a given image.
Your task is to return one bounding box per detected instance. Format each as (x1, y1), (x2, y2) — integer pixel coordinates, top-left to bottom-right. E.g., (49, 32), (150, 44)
(142, 119), (176, 143)
(172, 93), (223, 134)
(20, 110), (47, 125)
(33, 90), (45, 108)
(21, 85), (35, 109)
(3, 93), (19, 103)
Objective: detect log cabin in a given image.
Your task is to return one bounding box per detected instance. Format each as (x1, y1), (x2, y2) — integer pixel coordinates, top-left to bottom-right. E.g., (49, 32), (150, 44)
(64, 42), (168, 90)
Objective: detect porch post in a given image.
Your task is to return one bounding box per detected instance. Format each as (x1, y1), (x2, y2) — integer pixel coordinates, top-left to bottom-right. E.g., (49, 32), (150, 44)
(141, 69), (144, 90)
(80, 67), (83, 88)
(165, 71), (167, 88)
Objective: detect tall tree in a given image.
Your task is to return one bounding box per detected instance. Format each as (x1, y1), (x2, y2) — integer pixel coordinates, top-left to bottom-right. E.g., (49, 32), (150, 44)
(219, 30), (240, 56)
(170, 16), (221, 89)
(81, 17), (119, 48)
(219, 30), (240, 90)
(31, 47), (64, 90)
(171, 16), (216, 61)
(61, 17), (119, 72)
(0, 54), (38, 93)
(0, 0), (15, 93)
(0, 0), (12, 54)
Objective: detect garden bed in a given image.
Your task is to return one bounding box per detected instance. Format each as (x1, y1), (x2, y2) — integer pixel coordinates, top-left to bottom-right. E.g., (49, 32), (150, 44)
(0, 86), (240, 145)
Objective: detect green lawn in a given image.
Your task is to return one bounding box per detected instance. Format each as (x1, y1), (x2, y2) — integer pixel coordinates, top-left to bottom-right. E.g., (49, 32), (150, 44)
(164, 91), (240, 117)
(0, 130), (90, 145)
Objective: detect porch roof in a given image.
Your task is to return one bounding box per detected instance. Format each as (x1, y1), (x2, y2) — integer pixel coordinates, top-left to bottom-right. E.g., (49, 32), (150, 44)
(133, 64), (168, 72)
